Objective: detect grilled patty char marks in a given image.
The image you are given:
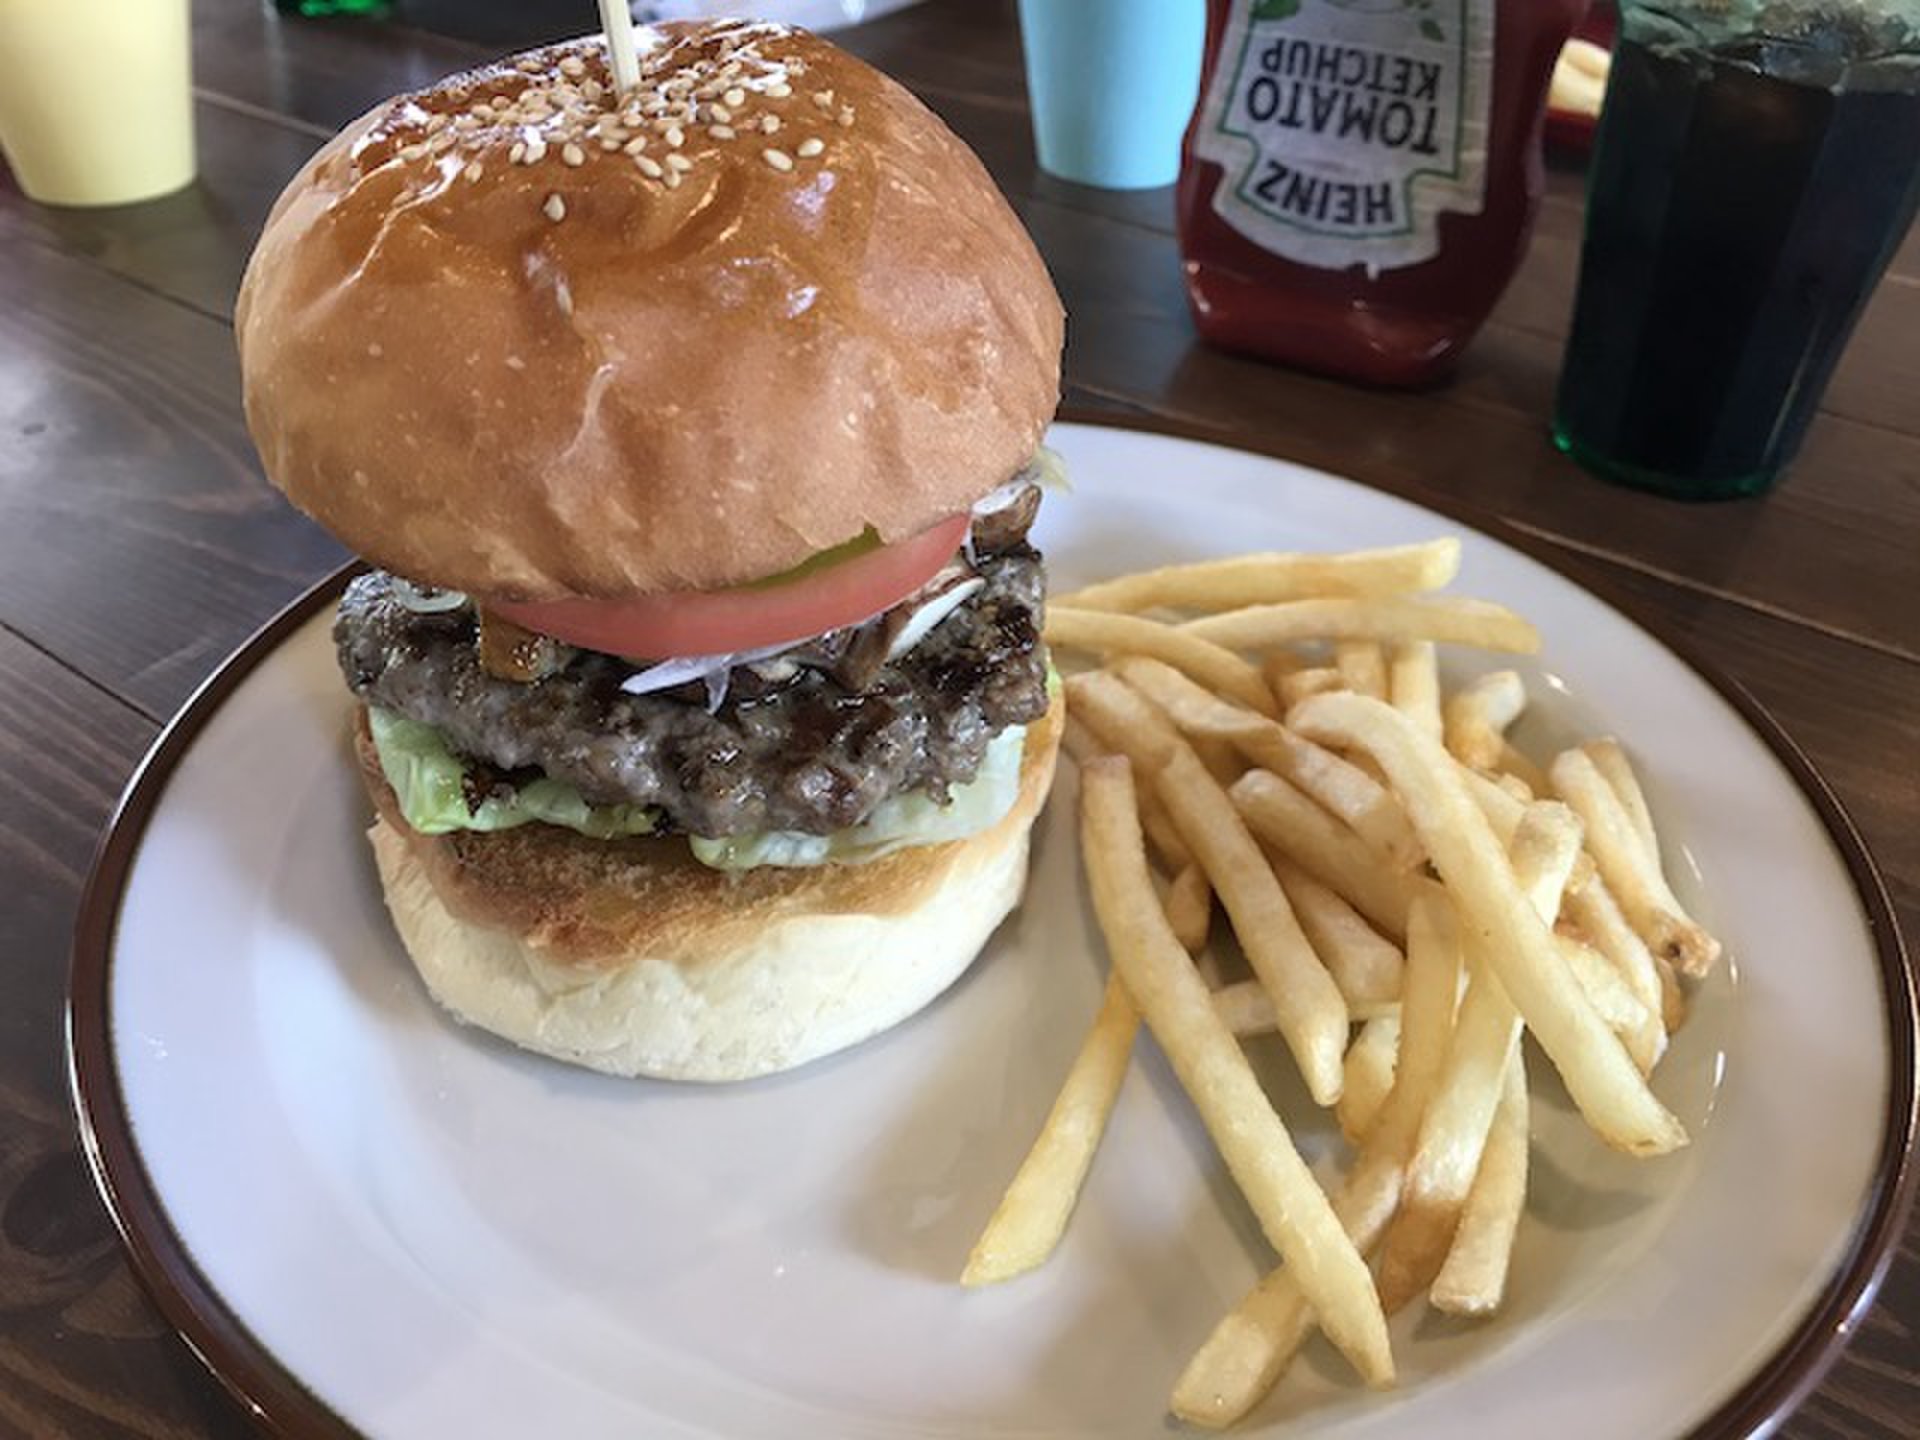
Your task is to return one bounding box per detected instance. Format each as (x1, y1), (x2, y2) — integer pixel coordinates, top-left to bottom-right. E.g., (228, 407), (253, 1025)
(336, 546), (1048, 838)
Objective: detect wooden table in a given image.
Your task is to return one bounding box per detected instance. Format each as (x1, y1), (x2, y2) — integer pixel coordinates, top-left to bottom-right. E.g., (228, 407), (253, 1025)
(3, 1), (1914, 1434)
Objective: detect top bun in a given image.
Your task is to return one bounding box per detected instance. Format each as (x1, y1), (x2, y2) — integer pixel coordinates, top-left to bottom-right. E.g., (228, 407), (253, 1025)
(236, 22), (1063, 600)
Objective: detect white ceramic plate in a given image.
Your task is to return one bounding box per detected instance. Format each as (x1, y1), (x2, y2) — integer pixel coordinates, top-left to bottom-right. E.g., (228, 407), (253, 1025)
(73, 422), (1914, 1440)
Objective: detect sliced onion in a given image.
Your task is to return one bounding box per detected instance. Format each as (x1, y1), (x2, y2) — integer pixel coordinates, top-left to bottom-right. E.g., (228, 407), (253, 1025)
(971, 478), (1037, 518)
(619, 562), (988, 709)
(392, 580), (469, 613)
(885, 576), (984, 662)
(619, 637), (808, 708)
(1028, 442), (1070, 493)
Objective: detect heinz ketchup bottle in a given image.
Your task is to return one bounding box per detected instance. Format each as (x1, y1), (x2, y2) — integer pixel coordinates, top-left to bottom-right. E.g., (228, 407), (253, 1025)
(1178, 0), (1587, 387)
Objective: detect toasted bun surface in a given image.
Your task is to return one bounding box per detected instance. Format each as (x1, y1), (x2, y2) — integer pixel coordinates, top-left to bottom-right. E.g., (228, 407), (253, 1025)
(355, 693), (1062, 1081)
(237, 22), (1064, 601)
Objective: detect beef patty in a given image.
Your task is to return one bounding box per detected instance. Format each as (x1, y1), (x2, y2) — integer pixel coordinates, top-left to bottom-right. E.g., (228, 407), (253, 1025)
(335, 546), (1049, 838)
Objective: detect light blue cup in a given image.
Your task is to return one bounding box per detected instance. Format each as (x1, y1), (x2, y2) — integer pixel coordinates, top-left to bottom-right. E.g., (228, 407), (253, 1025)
(1018, 0), (1206, 190)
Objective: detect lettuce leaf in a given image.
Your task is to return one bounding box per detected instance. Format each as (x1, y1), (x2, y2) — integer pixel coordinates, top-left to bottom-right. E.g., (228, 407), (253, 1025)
(689, 721), (1028, 871)
(367, 708), (658, 840)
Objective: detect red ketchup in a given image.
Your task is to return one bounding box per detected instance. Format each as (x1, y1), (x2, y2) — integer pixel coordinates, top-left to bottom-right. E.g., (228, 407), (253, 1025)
(1178, 0), (1588, 387)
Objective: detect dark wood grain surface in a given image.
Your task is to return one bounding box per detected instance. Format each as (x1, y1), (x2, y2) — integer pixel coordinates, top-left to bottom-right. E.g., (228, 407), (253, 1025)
(4, 1), (1914, 1435)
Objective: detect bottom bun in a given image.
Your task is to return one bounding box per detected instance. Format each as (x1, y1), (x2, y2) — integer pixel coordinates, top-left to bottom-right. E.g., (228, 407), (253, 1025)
(356, 693), (1062, 1082)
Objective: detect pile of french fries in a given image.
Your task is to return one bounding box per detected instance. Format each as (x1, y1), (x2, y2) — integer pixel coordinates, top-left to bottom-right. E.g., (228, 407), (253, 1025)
(961, 538), (1723, 1427)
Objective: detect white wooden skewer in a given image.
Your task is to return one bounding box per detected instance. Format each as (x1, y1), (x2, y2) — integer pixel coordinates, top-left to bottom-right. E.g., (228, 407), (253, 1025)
(597, 0), (640, 96)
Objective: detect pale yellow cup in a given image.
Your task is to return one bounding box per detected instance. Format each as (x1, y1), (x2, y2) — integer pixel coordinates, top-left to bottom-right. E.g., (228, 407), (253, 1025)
(0, 0), (195, 206)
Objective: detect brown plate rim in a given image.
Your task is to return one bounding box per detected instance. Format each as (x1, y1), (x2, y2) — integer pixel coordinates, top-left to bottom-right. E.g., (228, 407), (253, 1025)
(68, 411), (1917, 1440)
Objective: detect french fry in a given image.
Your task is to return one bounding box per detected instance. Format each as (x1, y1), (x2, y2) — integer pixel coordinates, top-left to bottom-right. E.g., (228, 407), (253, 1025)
(1211, 980), (1275, 1037)
(1563, 875), (1673, 1069)
(1156, 747), (1349, 1105)
(1067, 671), (1199, 874)
(1290, 694), (1687, 1156)
(1550, 748), (1722, 981)
(1205, 983), (1390, 1036)
(1386, 640), (1442, 742)
(1373, 801), (1581, 1312)
(1584, 738), (1658, 863)
(1261, 649), (1307, 680)
(1053, 539), (1461, 613)
(963, 974), (1139, 1285)
(1231, 769), (1423, 941)
(1335, 640), (1389, 700)
(1068, 667), (1200, 775)
(995, 540), (1726, 1427)
(1274, 859), (1404, 1009)
(1172, 896), (1460, 1427)
(1166, 861), (1213, 954)
(1114, 658), (1420, 870)
(1462, 763), (1599, 895)
(1559, 934), (1658, 1049)
(1060, 715), (1105, 767)
(1066, 714), (1193, 876)
(1047, 609), (1277, 715)
(1429, 1051), (1529, 1316)
(1337, 1015), (1401, 1145)
(1275, 665), (1346, 709)
(1192, 734), (1248, 788)
(1443, 670), (1549, 795)
(1442, 670), (1527, 770)
(1211, 981), (1396, 1037)
(1079, 758), (1394, 1388)
(1183, 595), (1541, 655)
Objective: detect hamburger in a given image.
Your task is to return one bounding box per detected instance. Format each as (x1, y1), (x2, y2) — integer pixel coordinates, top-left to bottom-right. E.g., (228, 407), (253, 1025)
(235, 20), (1066, 1082)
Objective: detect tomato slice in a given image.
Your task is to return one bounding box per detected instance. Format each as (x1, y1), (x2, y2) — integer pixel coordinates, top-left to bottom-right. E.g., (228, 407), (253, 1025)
(489, 513), (971, 660)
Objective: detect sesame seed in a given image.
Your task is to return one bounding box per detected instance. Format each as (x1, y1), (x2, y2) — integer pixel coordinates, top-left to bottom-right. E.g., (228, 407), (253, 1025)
(464, 160), (484, 182)
(665, 151), (692, 172)
(367, 342), (383, 357)
(635, 155), (664, 178)
(582, 78), (604, 102)
(761, 114), (781, 134)
(399, 141), (429, 161)
(510, 140), (527, 164)
(599, 136), (622, 151)
(561, 142), (585, 166)
(767, 81), (793, 98)
(665, 125), (684, 147)
(517, 57), (545, 73)
(797, 137), (824, 158)
(524, 134), (548, 163)
(709, 124), (736, 140)
(430, 131), (457, 153)
(559, 55), (586, 78)
(664, 168), (682, 189)
(453, 113), (480, 132)
(762, 147), (793, 172)
(505, 354), (526, 370)
(724, 87), (746, 107)
(709, 102), (732, 123)
(426, 112), (450, 132)
(623, 135), (649, 154)
(543, 192), (566, 222)
(813, 89), (835, 109)
(838, 106), (855, 127)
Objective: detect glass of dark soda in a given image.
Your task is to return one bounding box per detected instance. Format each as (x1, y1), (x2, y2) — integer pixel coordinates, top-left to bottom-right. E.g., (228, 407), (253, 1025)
(1553, 1), (1920, 499)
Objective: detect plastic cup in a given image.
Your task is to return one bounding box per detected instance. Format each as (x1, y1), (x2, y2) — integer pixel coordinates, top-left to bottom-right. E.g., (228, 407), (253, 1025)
(1553, 0), (1920, 498)
(1018, 0), (1206, 190)
(0, 0), (195, 207)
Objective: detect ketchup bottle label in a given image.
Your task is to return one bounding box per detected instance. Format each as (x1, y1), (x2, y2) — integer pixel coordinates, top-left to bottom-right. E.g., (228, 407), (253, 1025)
(1190, 0), (1495, 272)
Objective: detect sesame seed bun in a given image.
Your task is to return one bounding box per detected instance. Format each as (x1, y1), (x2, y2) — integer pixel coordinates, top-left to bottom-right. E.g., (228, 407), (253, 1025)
(355, 691), (1063, 1081)
(236, 21), (1063, 601)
